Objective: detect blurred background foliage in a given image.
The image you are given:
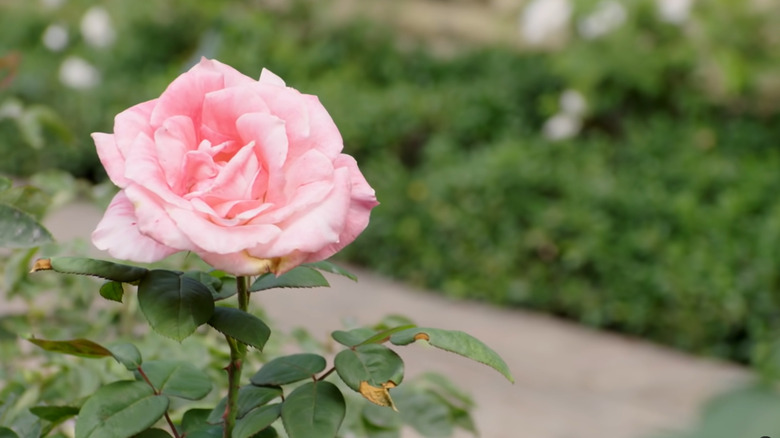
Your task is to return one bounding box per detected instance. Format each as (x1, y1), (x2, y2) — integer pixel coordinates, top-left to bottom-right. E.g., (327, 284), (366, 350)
(2, 0), (780, 373)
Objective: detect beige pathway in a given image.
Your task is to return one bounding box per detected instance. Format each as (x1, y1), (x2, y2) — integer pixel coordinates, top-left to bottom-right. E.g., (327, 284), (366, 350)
(42, 202), (750, 438)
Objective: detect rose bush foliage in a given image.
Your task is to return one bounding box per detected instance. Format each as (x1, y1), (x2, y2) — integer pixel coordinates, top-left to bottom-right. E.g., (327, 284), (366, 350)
(91, 58), (378, 275)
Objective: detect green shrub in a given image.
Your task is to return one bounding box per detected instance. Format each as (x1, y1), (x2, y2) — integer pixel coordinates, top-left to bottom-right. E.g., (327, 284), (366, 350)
(346, 115), (780, 362)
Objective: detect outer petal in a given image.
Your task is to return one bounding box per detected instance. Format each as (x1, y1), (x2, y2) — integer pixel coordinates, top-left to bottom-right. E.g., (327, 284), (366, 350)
(296, 155), (378, 264)
(92, 132), (127, 187)
(93, 99), (156, 188)
(336, 154), (379, 209)
(92, 191), (180, 263)
(258, 68), (286, 87)
(298, 94), (344, 159)
(255, 83), (315, 162)
(123, 184), (196, 251)
(272, 250), (310, 275)
(280, 148), (334, 200)
(113, 100), (156, 152)
(257, 167), (352, 258)
(197, 58), (257, 88)
(166, 204), (281, 255)
(199, 251), (278, 276)
(150, 58), (252, 127)
(247, 180), (332, 225)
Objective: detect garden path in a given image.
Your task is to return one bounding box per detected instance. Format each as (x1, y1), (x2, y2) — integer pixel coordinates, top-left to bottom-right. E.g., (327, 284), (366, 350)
(41, 201), (750, 438)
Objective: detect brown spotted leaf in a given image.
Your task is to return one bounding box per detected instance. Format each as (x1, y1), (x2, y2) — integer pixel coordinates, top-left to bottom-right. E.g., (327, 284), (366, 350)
(359, 381), (398, 412)
(390, 327), (513, 382)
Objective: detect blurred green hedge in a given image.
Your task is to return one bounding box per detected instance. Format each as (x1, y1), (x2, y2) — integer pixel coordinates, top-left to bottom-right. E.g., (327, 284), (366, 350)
(2, 0), (780, 366)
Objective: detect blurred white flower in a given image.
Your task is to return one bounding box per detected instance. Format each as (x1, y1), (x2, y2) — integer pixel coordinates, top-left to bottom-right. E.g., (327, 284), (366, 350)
(0, 100), (24, 119)
(59, 56), (100, 89)
(80, 6), (116, 48)
(40, 0), (66, 10)
(578, 0), (627, 39)
(543, 113), (582, 141)
(61, 418), (75, 438)
(519, 0), (572, 46)
(560, 89), (587, 117)
(656, 0), (693, 24)
(42, 24), (69, 52)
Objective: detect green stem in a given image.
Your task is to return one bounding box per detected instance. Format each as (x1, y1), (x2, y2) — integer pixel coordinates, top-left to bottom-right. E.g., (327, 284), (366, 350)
(138, 366), (181, 438)
(317, 366), (336, 381)
(223, 275), (250, 438)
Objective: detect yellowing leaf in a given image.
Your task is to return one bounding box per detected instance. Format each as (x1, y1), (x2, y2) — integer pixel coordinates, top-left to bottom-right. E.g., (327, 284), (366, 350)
(30, 258), (52, 272)
(359, 381), (398, 412)
(390, 327), (514, 382)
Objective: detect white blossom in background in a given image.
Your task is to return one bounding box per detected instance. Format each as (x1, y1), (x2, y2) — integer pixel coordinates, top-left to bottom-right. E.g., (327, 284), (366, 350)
(543, 113), (582, 141)
(578, 0), (627, 39)
(80, 6), (116, 48)
(61, 418), (75, 438)
(519, 0), (572, 46)
(59, 56), (100, 90)
(42, 24), (69, 52)
(0, 100), (24, 120)
(560, 89), (587, 117)
(656, 0), (693, 24)
(543, 89), (588, 141)
(40, 0), (66, 10)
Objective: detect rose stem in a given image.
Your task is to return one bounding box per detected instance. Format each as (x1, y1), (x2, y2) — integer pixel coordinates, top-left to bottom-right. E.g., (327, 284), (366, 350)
(223, 275), (250, 437)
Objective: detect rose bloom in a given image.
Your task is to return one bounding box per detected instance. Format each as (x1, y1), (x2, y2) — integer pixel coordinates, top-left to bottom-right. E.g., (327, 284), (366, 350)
(92, 58), (378, 275)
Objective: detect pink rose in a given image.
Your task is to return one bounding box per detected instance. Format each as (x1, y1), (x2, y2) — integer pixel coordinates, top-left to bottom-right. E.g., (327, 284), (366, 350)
(92, 58), (378, 275)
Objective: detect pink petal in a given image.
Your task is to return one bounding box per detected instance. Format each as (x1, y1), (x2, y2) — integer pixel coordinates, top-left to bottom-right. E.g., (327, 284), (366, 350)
(298, 94), (344, 159)
(258, 68), (286, 87)
(255, 83), (313, 159)
(92, 191), (180, 263)
(153, 115), (198, 191)
(93, 99), (156, 188)
(257, 167), (352, 257)
(166, 204), (281, 254)
(248, 180), (332, 225)
(336, 154), (379, 208)
(123, 184), (195, 251)
(281, 148), (334, 199)
(92, 132), (128, 187)
(301, 155), (379, 263)
(235, 112), (288, 170)
(195, 58), (256, 88)
(235, 112), (289, 199)
(200, 85), (270, 148)
(194, 198), (270, 226)
(199, 251), (278, 276)
(180, 149), (219, 196)
(113, 99), (156, 154)
(272, 250), (310, 275)
(256, 74), (343, 163)
(150, 59), (251, 127)
(199, 143), (260, 209)
(123, 132), (190, 208)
